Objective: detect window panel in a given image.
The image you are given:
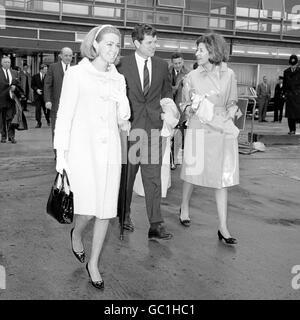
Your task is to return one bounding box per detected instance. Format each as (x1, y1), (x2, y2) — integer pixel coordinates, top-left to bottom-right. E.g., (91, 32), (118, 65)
(236, 0), (260, 17)
(185, 0), (209, 13)
(185, 14), (209, 28)
(210, 0), (234, 16)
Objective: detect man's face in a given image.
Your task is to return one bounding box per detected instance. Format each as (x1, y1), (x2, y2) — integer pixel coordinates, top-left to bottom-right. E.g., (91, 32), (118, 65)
(60, 49), (73, 65)
(263, 77), (267, 83)
(172, 57), (184, 71)
(41, 66), (48, 75)
(135, 34), (157, 59)
(172, 57), (184, 72)
(1, 58), (11, 70)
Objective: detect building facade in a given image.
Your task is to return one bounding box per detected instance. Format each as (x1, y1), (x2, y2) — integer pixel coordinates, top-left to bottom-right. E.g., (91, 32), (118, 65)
(0, 0), (299, 94)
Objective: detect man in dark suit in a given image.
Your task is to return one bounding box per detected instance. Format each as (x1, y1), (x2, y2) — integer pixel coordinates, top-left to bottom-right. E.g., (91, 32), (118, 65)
(283, 54), (300, 135)
(0, 55), (19, 143)
(257, 75), (271, 122)
(273, 76), (285, 123)
(19, 64), (31, 111)
(44, 47), (73, 141)
(31, 64), (50, 128)
(168, 52), (189, 169)
(117, 24), (173, 240)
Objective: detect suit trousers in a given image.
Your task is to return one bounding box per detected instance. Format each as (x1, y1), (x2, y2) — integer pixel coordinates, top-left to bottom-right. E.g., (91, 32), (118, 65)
(50, 110), (57, 142)
(35, 97), (50, 125)
(274, 100), (284, 122)
(258, 96), (269, 121)
(0, 109), (15, 140)
(123, 130), (165, 225)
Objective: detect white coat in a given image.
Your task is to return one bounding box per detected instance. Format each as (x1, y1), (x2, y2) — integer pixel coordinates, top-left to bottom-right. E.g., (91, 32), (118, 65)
(53, 57), (130, 219)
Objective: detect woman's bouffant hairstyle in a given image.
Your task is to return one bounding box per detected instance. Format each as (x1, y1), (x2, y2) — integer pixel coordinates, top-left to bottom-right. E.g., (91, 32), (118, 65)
(196, 33), (229, 65)
(131, 23), (157, 43)
(80, 25), (121, 60)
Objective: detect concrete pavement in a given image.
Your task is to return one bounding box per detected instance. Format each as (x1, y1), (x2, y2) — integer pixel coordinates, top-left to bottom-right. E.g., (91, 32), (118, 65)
(0, 105), (300, 300)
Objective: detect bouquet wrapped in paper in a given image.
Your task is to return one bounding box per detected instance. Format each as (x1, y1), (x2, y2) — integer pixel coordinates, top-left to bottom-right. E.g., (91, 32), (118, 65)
(160, 98), (180, 137)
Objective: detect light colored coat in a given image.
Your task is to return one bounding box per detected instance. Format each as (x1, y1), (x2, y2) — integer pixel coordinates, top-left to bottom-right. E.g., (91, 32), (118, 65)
(53, 58), (130, 219)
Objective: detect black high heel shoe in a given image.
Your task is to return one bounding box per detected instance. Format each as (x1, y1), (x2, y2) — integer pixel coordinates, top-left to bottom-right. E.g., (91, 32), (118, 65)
(179, 208), (191, 227)
(217, 230), (237, 245)
(86, 263), (104, 290)
(70, 228), (85, 263)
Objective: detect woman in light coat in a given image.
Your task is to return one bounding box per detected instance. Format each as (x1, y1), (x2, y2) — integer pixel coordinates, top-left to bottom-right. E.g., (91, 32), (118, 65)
(54, 25), (130, 289)
(179, 33), (239, 244)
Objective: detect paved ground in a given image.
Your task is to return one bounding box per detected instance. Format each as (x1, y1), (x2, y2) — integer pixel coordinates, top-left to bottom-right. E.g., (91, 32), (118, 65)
(0, 106), (300, 300)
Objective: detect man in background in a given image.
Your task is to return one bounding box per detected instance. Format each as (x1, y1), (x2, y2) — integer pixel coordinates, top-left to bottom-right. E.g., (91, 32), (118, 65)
(257, 75), (271, 122)
(44, 47), (73, 143)
(0, 56), (19, 143)
(19, 64), (31, 111)
(168, 52), (189, 169)
(31, 64), (50, 128)
(273, 76), (285, 123)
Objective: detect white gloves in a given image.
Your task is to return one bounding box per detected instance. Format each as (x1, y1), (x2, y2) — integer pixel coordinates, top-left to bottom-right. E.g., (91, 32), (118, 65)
(160, 98), (179, 137)
(56, 149), (71, 175)
(118, 119), (131, 135)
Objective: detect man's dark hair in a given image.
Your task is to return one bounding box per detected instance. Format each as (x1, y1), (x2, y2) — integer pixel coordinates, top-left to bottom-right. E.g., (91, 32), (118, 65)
(131, 24), (157, 43)
(289, 54), (298, 66)
(39, 64), (47, 70)
(171, 52), (183, 61)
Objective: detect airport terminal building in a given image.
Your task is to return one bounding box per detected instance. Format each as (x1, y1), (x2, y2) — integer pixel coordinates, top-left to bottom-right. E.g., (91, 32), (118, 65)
(0, 0), (299, 93)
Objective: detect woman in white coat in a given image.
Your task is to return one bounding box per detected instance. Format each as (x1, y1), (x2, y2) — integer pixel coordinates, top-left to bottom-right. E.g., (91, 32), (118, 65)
(54, 25), (130, 289)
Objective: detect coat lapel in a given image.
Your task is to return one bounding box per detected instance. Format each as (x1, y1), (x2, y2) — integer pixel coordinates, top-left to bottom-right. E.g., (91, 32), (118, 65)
(128, 55), (143, 96)
(148, 57), (159, 97)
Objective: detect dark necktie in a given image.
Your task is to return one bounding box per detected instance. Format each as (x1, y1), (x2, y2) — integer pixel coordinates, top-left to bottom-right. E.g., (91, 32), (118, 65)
(143, 60), (149, 96)
(5, 69), (9, 83)
(65, 64), (68, 71)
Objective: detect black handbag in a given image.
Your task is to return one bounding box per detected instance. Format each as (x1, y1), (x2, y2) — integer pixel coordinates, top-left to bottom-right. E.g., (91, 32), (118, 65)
(46, 170), (74, 224)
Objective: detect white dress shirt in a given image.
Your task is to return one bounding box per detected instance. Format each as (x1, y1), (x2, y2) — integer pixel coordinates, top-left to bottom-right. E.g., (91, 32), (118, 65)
(61, 61), (69, 73)
(2, 68), (12, 85)
(135, 52), (152, 91)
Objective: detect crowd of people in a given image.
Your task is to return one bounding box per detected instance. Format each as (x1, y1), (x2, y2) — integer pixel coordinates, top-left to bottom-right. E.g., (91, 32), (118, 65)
(1, 23), (299, 290)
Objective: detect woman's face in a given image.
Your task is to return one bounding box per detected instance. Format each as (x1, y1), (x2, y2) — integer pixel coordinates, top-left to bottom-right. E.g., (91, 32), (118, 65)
(96, 32), (120, 64)
(195, 42), (210, 66)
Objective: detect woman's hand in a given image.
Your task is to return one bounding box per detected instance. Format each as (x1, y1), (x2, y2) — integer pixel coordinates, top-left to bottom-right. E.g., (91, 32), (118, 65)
(56, 150), (71, 175)
(118, 119), (131, 135)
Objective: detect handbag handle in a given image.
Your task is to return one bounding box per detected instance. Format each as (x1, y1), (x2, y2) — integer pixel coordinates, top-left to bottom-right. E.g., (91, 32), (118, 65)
(53, 170), (71, 193)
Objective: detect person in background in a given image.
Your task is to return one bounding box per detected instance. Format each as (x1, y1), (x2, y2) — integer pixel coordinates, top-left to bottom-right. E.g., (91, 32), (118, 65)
(273, 76), (285, 123)
(179, 33), (239, 245)
(169, 52), (190, 170)
(19, 64), (31, 111)
(54, 25), (130, 289)
(0, 55), (20, 144)
(283, 54), (300, 135)
(31, 64), (50, 128)
(44, 47), (73, 143)
(257, 75), (271, 122)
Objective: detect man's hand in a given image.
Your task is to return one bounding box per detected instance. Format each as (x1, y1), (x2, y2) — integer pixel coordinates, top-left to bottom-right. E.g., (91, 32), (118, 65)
(10, 85), (16, 92)
(37, 89), (42, 95)
(45, 102), (52, 110)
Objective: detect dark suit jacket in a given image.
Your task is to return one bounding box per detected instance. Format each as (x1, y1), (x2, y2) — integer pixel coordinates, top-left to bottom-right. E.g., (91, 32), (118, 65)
(31, 73), (45, 102)
(0, 69), (19, 111)
(117, 55), (172, 132)
(44, 61), (65, 113)
(169, 65), (189, 108)
(283, 66), (300, 119)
